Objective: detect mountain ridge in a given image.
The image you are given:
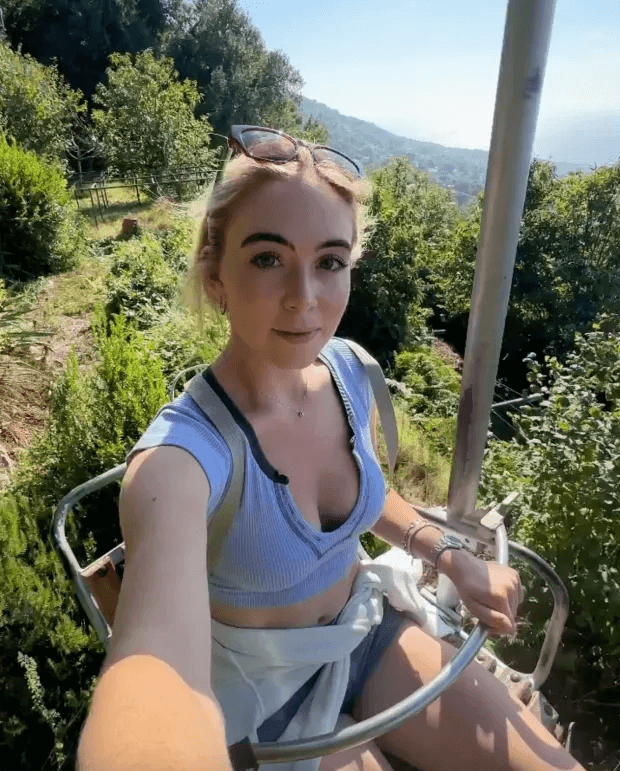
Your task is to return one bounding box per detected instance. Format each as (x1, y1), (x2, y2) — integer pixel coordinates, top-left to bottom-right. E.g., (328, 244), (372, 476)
(298, 96), (596, 207)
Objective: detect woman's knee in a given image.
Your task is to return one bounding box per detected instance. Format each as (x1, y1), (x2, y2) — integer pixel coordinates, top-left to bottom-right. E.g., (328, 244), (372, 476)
(318, 713), (393, 771)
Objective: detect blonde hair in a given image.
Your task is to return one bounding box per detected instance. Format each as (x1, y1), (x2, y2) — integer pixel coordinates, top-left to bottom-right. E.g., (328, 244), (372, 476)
(182, 145), (376, 332)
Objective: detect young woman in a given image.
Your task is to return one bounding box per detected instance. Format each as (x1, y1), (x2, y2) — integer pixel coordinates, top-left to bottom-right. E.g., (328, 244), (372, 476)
(78, 128), (585, 771)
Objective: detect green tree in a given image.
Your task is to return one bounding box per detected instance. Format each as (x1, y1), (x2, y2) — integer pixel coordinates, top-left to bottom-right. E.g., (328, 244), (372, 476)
(259, 97), (330, 145)
(338, 157), (459, 366)
(91, 50), (216, 177)
(432, 159), (620, 385)
(0, 40), (85, 167)
(165, 0), (304, 139)
(2, 0), (170, 100)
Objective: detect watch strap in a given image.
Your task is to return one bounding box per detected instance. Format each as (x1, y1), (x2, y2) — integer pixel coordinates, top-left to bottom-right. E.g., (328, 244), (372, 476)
(430, 534), (467, 571)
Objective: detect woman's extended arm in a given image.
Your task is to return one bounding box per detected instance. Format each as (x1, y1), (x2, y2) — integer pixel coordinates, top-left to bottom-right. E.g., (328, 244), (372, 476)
(77, 446), (233, 771)
(78, 654), (232, 771)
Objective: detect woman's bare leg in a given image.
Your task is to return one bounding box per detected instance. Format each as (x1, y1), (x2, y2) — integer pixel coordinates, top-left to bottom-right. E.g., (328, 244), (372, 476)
(319, 713), (394, 771)
(351, 620), (585, 771)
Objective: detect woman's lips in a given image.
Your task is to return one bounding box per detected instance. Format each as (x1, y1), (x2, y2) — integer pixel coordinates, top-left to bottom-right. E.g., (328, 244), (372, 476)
(273, 329), (319, 343)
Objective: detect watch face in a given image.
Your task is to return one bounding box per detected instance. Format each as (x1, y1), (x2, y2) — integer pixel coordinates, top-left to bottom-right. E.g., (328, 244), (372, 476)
(445, 534), (463, 548)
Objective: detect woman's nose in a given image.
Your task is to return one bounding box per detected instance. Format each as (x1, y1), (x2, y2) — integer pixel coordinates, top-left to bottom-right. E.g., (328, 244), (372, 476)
(283, 266), (318, 311)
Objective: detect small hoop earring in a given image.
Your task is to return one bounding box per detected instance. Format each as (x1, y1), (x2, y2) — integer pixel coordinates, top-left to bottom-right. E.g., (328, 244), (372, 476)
(220, 297), (227, 315)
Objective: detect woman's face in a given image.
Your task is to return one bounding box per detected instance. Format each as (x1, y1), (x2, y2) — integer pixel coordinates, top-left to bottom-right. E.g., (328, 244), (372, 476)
(214, 175), (355, 368)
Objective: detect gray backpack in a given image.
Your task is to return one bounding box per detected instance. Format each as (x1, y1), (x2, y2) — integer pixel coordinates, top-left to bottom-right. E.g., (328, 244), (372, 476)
(183, 338), (399, 572)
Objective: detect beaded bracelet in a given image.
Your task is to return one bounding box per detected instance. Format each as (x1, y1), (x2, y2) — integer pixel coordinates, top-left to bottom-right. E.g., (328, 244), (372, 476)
(402, 518), (444, 557)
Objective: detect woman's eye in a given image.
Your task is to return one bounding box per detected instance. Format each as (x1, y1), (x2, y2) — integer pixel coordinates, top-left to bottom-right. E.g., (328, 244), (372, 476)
(250, 252), (348, 271)
(250, 252), (281, 268)
(321, 255), (348, 271)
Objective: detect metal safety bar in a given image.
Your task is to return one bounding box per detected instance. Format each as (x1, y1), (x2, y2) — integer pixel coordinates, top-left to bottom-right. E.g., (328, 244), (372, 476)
(410, 499), (569, 693)
(52, 468), (566, 765)
(51, 464), (127, 647)
(51, 466), (507, 765)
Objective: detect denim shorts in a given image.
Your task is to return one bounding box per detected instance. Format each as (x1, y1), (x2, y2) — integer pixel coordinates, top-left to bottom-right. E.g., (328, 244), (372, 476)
(256, 595), (409, 742)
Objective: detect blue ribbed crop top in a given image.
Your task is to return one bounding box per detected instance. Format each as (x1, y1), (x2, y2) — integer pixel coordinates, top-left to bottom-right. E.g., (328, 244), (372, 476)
(125, 337), (387, 607)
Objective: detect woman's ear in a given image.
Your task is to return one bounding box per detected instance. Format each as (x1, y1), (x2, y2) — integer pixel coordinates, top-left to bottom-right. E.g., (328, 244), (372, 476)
(199, 247), (223, 304)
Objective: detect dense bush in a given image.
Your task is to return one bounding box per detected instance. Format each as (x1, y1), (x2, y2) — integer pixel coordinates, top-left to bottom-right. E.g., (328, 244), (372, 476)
(103, 218), (198, 329)
(433, 159), (620, 385)
(144, 308), (228, 385)
(0, 282), (237, 767)
(156, 216), (196, 273)
(392, 345), (461, 418)
(480, 319), (620, 674)
(0, 485), (99, 771)
(0, 133), (87, 281)
(104, 231), (183, 329)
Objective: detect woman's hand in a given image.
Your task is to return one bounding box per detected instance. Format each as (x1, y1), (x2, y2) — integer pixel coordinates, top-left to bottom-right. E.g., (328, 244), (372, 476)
(438, 549), (524, 637)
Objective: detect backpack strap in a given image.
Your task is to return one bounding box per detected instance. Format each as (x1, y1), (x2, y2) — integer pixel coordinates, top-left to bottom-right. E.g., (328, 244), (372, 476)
(339, 338), (399, 479)
(184, 373), (246, 573)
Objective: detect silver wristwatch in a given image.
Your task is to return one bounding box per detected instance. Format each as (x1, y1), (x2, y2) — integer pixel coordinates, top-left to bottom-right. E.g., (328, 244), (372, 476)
(429, 533), (468, 570)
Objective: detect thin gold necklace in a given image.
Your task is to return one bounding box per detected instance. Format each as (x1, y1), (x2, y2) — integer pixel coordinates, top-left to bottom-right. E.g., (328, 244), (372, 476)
(217, 352), (309, 417)
(257, 374), (309, 418)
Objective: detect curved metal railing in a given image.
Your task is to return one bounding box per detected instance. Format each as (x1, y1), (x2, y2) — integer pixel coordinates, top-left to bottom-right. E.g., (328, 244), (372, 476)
(51, 468), (567, 764)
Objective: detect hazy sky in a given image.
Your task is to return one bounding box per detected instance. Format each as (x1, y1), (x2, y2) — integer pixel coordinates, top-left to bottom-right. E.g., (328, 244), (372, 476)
(236, 0), (620, 166)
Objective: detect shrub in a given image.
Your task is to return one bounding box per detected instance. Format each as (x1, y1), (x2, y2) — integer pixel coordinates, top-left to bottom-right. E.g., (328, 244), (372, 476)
(1, 306), (170, 768)
(156, 216), (196, 274)
(360, 398), (454, 558)
(102, 218), (197, 330)
(392, 344), (461, 418)
(0, 486), (99, 771)
(338, 251), (431, 368)
(15, 305), (168, 547)
(337, 157), (457, 367)
(143, 308), (228, 386)
(104, 232), (182, 329)
(0, 132), (86, 280)
(480, 318), (620, 674)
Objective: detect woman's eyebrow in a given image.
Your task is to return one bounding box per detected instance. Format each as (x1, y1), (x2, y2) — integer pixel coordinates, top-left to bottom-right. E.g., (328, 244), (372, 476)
(240, 232), (351, 251)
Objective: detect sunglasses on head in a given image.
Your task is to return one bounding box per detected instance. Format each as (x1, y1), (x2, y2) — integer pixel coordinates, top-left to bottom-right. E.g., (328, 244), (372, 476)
(224, 125), (364, 181)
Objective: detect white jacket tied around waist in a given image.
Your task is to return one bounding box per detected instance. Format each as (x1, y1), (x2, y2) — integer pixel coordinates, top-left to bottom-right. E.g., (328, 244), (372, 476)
(211, 548), (454, 771)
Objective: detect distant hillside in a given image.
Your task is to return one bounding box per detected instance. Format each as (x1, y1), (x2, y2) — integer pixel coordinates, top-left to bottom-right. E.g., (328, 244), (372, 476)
(299, 97), (594, 208)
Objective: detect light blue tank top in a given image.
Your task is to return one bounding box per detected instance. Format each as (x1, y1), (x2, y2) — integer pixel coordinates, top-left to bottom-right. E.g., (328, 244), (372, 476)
(125, 337), (387, 608)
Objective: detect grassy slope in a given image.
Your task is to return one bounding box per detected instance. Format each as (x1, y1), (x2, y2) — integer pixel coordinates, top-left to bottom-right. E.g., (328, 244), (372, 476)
(0, 197), (183, 489)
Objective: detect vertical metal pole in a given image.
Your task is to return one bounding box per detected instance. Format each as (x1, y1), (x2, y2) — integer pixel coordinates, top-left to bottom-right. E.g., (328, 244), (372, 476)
(437, 0), (557, 609)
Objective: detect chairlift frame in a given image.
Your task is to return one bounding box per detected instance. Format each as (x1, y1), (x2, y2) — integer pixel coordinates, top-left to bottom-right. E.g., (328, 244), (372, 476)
(52, 0), (570, 767)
